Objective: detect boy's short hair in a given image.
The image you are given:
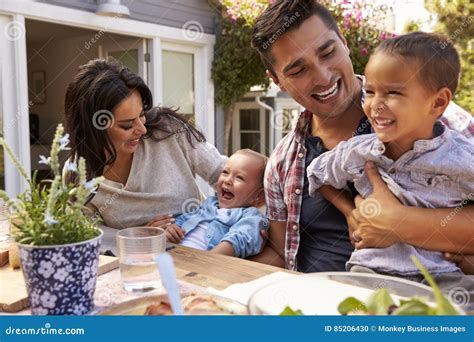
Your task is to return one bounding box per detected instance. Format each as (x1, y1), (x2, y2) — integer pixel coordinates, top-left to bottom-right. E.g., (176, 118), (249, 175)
(251, 0), (342, 76)
(374, 32), (461, 95)
(234, 149), (268, 185)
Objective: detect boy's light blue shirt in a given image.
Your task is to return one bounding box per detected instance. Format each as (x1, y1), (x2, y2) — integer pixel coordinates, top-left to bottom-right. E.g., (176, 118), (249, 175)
(175, 196), (269, 258)
(307, 122), (474, 275)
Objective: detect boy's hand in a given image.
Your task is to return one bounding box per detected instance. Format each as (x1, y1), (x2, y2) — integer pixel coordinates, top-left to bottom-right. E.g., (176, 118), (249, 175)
(165, 224), (185, 244)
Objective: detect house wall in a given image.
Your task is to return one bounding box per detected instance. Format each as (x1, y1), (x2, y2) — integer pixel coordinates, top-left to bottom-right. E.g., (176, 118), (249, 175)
(37, 0), (217, 34)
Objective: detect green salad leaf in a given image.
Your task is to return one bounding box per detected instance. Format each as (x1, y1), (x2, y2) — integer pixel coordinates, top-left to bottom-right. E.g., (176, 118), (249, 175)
(410, 255), (458, 315)
(337, 297), (368, 315)
(366, 288), (394, 315)
(280, 306), (303, 315)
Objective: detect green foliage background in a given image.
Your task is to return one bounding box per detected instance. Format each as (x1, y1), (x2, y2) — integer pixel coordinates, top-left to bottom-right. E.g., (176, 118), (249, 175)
(424, 0), (473, 114)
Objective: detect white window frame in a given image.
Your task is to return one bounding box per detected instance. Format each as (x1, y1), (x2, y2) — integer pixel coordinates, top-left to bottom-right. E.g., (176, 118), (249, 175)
(0, 14), (30, 196)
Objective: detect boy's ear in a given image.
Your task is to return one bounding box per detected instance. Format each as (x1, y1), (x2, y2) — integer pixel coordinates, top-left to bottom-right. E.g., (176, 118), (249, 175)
(431, 87), (452, 117)
(267, 70), (287, 92)
(252, 188), (266, 208)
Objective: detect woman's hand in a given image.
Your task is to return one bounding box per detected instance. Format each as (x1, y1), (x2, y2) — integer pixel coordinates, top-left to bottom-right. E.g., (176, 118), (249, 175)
(351, 161), (403, 249)
(165, 224), (185, 244)
(444, 253), (474, 275)
(146, 214), (175, 228)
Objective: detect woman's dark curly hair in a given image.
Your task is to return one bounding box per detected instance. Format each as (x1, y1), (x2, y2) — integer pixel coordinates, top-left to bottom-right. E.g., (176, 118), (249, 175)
(64, 58), (205, 179)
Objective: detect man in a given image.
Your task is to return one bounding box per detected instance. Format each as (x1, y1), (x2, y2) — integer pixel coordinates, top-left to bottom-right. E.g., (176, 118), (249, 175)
(249, 0), (474, 273)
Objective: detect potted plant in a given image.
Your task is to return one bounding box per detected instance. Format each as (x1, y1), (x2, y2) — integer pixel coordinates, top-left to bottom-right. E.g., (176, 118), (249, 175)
(0, 124), (104, 315)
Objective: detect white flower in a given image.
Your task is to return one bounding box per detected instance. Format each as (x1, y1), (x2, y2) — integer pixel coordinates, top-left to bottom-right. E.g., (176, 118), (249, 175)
(34, 307), (49, 315)
(64, 161), (78, 173)
(73, 305), (86, 315)
(38, 155), (50, 165)
(40, 291), (57, 309)
(43, 212), (58, 225)
(50, 252), (66, 266)
(38, 260), (54, 278)
(53, 267), (69, 282)
(83, 180), (98, 192)
(58, 133), (71, 151)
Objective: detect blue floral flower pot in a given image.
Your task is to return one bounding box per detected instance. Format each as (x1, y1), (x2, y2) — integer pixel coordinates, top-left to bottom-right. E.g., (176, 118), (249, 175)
(18, 230), (103, 315)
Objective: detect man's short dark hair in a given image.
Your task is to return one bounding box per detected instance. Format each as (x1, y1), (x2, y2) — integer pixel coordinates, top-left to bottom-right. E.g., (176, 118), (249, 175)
(251, 0), (342, 76)
(374, 31), (461, 95)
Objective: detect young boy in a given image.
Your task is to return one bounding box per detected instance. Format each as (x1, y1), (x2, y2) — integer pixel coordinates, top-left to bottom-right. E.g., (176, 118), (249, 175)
(306, 32), (474, 302)
(165, 149), (269, 258)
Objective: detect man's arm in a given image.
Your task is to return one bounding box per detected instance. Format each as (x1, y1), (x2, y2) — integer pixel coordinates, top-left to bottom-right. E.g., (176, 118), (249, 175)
(249, 220), (286, 268)
(352, 162), (474, 253)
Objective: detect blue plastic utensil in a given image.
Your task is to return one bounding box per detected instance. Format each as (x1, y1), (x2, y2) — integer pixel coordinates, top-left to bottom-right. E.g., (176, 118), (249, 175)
(156, 252), (184, 315)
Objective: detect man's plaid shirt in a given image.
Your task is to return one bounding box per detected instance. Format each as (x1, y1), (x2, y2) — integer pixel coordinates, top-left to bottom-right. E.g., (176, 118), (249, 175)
(264, 78), (474, 271)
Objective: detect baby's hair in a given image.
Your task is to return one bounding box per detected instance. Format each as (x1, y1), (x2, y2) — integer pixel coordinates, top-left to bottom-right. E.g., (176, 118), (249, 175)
(234, 149), (268, 185)
(374, 31), (460, 95)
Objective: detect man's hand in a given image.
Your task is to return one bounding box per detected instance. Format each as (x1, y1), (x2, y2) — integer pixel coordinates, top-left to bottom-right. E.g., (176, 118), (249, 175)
(351, 161), (403, 249)
(444, 253), (474, 275)
(165, 224), (185, 244)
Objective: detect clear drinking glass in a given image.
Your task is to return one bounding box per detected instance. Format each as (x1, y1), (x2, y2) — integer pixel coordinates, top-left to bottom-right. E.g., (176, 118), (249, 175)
(0, 201), (10, 245)
(116, 227), (166, 293)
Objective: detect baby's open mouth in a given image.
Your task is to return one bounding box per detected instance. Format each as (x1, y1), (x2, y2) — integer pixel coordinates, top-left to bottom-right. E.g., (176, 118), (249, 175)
(221, 188), (234, 200)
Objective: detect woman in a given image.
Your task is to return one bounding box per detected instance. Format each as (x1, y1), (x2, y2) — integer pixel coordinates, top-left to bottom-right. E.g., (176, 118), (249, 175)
(64, 58), (226, 253)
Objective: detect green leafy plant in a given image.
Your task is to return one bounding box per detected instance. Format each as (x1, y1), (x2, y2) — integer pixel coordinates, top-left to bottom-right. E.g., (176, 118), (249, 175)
(423, 0), (473, 114)
(0, 124), (103, 246)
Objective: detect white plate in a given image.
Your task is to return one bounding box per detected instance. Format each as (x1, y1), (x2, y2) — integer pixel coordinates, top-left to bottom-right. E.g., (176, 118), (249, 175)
(248, 272), (464, 315)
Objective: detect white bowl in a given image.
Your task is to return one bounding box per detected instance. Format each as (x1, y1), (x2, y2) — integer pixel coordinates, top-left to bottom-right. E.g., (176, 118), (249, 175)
(248, 272), (465, 315)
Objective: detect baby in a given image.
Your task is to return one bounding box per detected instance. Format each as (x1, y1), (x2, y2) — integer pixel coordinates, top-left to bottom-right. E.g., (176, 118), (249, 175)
(166, 149), (269, 258)
(306, 32), (474, 301)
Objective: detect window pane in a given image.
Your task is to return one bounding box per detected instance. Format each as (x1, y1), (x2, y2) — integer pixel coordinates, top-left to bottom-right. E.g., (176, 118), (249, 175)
(240, 133), (261, 152)
(162, 50), (194, 117)
(108, 49), (139, 74)
(240, 109), (260, 130)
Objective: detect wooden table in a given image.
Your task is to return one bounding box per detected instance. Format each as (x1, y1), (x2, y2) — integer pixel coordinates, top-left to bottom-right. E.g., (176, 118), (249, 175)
(170, 245), (293, 290)
(4, 245), (292, 314)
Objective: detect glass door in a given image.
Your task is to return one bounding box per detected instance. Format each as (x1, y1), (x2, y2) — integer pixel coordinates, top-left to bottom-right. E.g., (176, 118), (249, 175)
(100, 38), (147, 82)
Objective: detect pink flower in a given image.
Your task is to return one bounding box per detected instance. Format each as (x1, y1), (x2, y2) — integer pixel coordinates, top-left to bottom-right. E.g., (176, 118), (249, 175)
(344, 16), (351, 29)
(360, 47), (368, 56)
